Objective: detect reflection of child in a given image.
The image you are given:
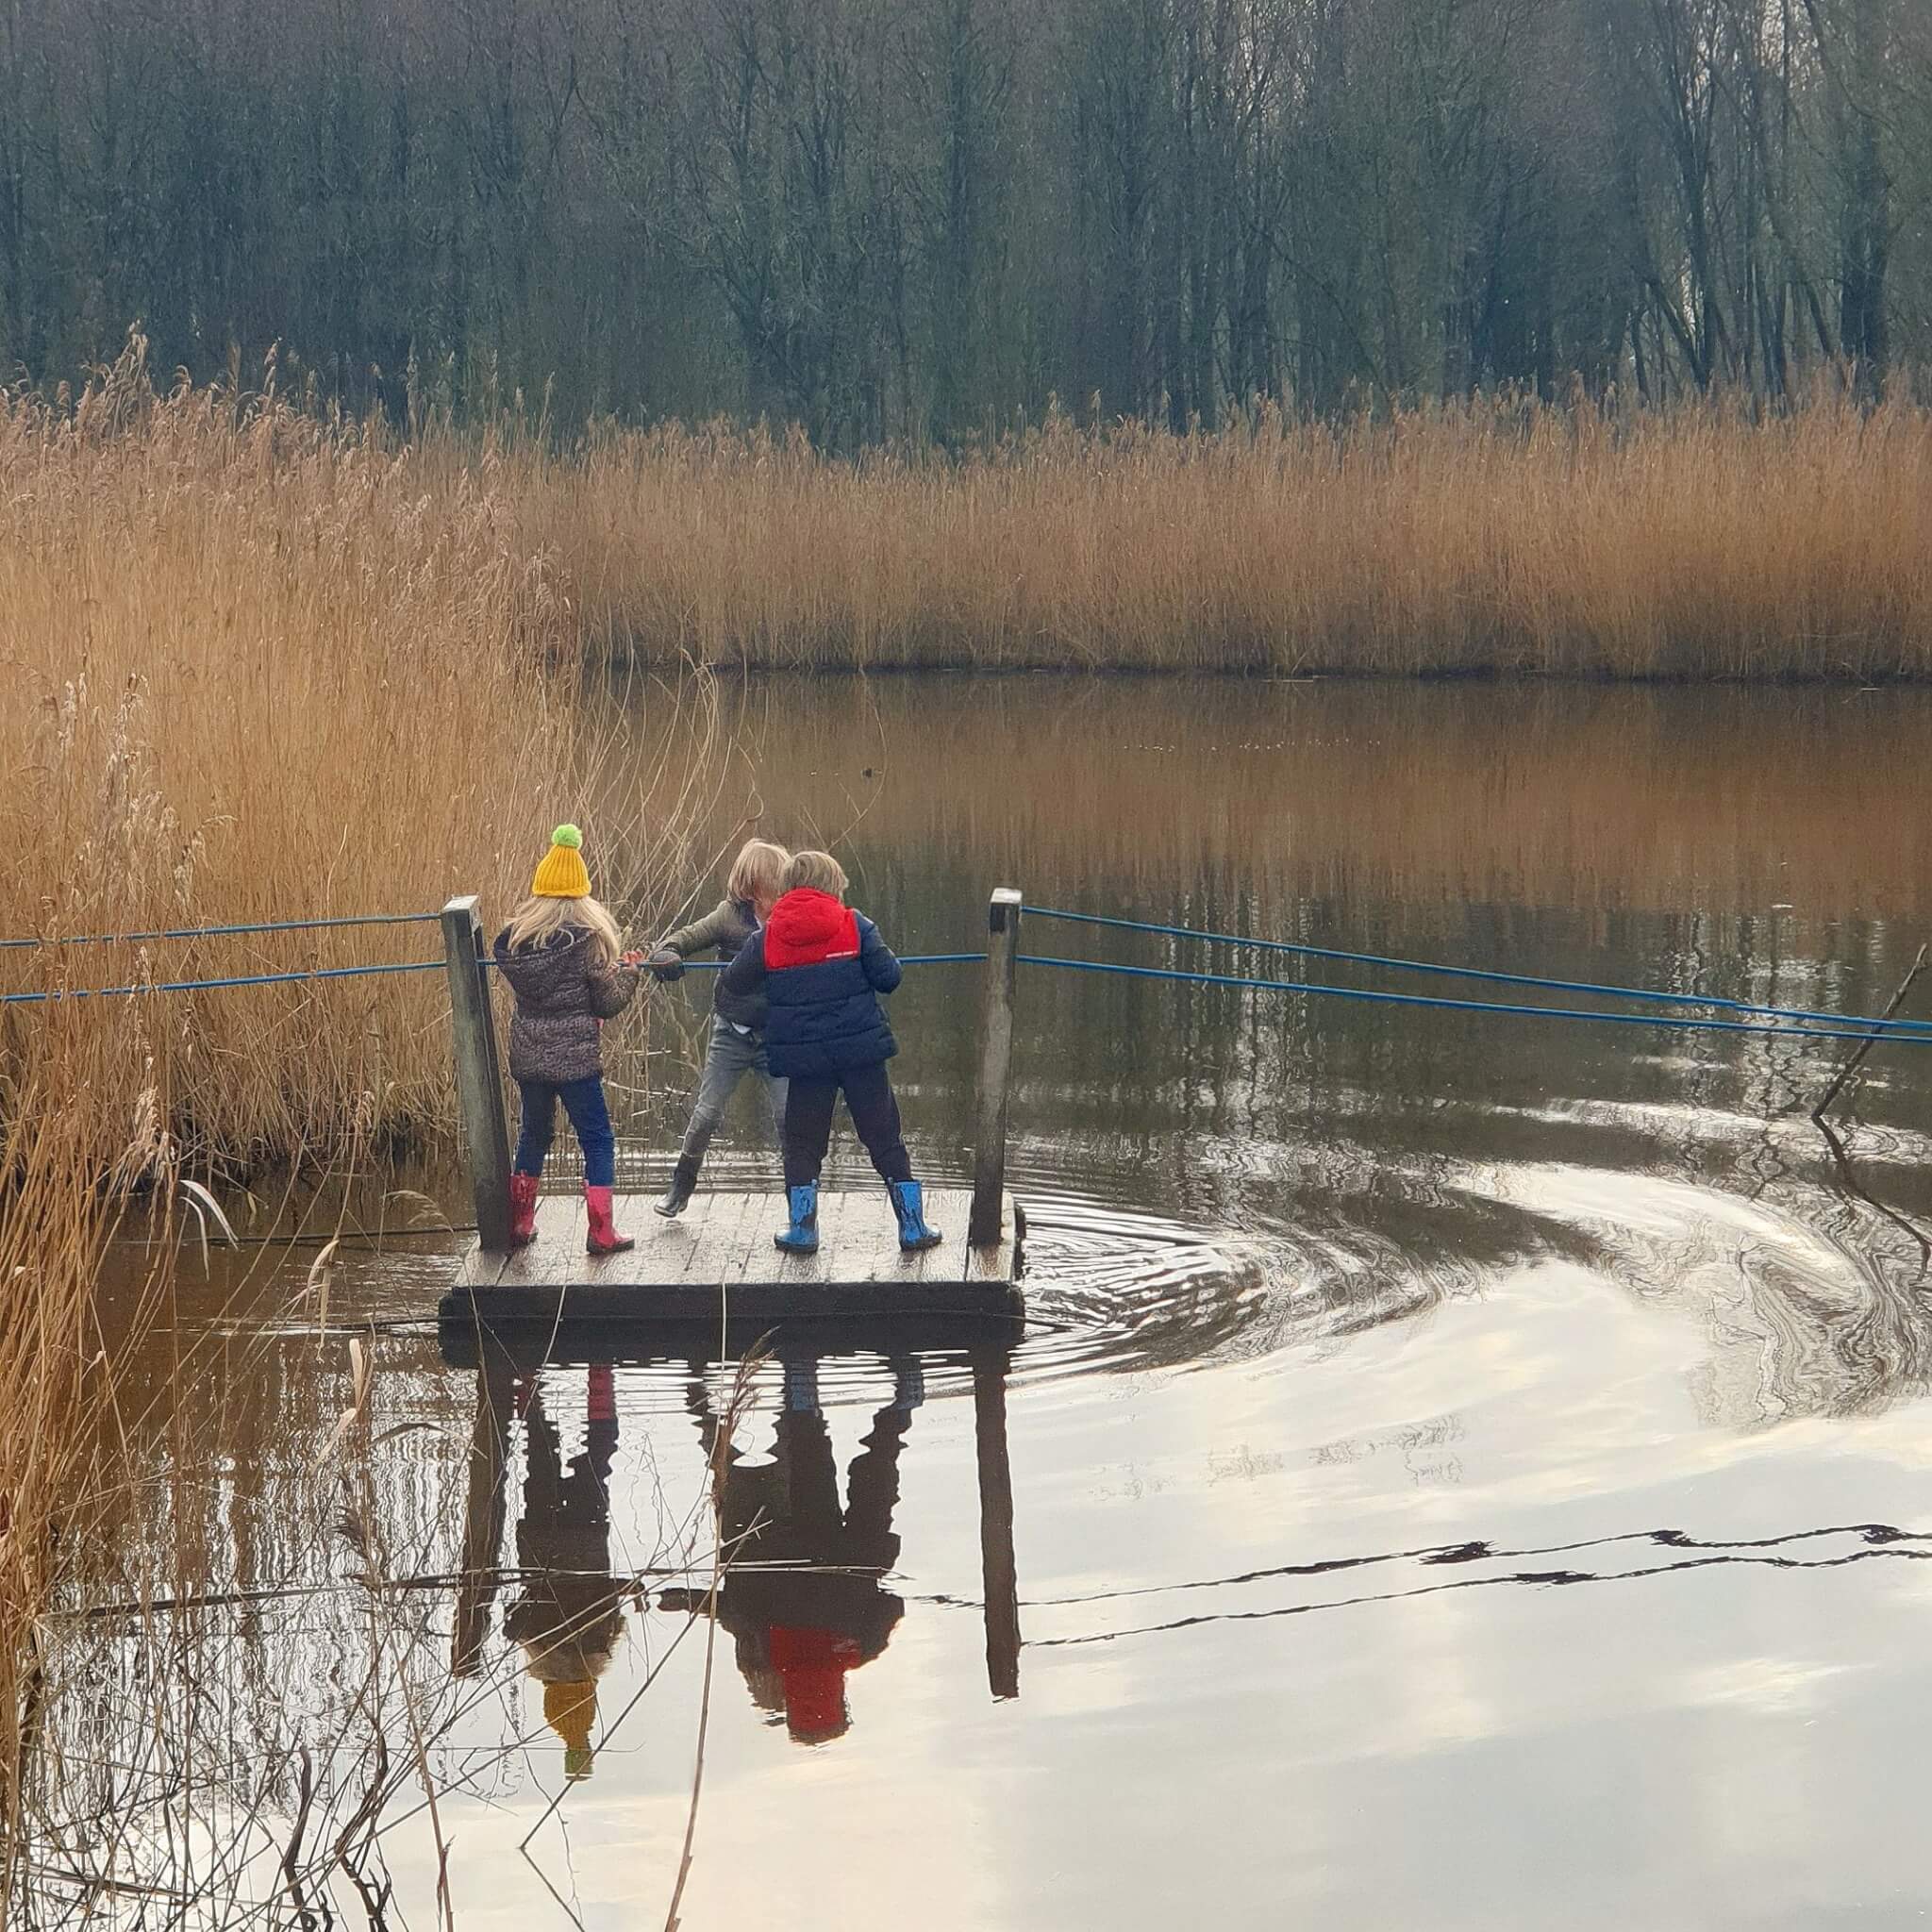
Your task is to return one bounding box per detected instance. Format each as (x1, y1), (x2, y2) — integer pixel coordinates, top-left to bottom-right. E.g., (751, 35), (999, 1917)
(492, 825), (643, 1256)
(720, 849), (941, 1257)
(506, 1369), (624, 1780)
(676, 1356), (922, 1744)
(646, 839), (791, 1218)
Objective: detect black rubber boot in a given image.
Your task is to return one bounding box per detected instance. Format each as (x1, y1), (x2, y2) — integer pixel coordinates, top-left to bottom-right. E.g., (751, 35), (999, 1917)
(655, 1156), (701, 1219)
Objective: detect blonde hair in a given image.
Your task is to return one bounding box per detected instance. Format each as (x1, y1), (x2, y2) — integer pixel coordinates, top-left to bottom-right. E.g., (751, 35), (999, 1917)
(782, 850), (848, 898)
(727, 839), (791, 907)
(505, 894), (623, 970)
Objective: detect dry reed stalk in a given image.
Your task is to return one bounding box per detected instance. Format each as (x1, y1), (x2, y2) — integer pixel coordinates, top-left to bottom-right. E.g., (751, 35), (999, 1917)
(0, 979), (171, 1915)
(484, 389), (1932, 679)
(0, 341), (730, 1918)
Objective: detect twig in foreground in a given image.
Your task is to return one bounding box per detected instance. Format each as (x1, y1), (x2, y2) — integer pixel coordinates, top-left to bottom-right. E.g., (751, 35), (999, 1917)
(1812, 943), (1929, 1123)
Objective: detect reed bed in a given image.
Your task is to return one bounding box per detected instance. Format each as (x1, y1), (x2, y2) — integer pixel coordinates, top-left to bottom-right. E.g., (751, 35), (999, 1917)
(515, 389), (1932, 679)
(0, 342), (724, 1915)
(0, 338), (724, 1170)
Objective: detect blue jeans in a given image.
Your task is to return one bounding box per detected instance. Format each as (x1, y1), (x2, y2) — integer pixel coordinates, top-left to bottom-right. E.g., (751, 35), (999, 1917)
(514, 1075), (616, 1189)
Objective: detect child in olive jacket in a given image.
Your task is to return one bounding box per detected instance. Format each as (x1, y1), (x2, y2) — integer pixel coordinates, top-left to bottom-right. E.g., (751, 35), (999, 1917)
(645, 839), (791, 1218)
(721, 849), (941, 1255)
(493, 825), (642, 1256)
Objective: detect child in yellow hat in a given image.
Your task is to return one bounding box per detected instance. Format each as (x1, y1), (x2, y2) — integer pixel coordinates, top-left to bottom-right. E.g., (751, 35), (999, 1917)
(493, 826), (643, 1255)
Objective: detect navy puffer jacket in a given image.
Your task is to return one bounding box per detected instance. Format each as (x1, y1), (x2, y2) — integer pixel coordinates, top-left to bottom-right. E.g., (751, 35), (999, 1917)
(721, 888), (900, 1079)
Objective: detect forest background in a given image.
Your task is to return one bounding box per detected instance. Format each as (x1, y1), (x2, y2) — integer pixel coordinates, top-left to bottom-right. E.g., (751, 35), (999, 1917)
(3, 0), (1927, 445)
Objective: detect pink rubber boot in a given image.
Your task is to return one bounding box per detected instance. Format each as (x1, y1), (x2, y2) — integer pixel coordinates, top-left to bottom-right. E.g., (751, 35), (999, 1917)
(508, 1172), (541, 1249)
(584, 1185), (635, 1257)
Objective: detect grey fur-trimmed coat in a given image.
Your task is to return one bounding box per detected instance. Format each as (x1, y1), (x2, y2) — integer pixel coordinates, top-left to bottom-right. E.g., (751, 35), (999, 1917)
(492, 925), (640, 1085)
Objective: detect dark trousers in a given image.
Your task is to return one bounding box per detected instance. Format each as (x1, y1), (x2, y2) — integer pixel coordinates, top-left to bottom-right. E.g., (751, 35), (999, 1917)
(782, 1064), (912, 1191)
(514, 1074), (616, 1188)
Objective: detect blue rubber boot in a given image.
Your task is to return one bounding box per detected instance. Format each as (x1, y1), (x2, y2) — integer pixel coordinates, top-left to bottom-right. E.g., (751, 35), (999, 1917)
(783, 1357), (821, 1412)
(774, 1183), (820, 1255)
(888, 1179), (942, 1252)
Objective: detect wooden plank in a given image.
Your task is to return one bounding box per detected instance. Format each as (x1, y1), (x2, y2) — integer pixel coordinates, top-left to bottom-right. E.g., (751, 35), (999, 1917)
(438, 1186), (1023, 1328)
(700, 1188), (776, 1328)
(638, 1189), (695, 1277)
(459, 1186), (1012, 1286)
(591, 1187), (712, 1286)
(962, 1206), (1019, 1285)
(688, 1188), (761, 1289)
(456, 1244), (508, 1290)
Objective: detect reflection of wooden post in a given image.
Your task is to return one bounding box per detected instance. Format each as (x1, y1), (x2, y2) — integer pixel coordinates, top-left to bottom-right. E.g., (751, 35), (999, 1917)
(452, 1357), (514, 1677)
(970, 888), (1023, 1248)
(972, 1346), (1020, 1700)
(441, 894), (514, 1254)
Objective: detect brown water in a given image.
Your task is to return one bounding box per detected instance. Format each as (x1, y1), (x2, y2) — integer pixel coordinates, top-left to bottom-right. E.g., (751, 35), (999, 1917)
(53, 679), (1932, 1928)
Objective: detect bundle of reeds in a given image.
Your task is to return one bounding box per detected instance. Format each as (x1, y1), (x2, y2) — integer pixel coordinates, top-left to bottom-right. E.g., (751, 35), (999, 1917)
(0, 337), (720, 1171)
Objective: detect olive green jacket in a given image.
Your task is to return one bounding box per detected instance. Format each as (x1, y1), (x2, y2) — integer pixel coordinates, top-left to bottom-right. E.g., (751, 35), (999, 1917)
(658, 896), (765, 1028)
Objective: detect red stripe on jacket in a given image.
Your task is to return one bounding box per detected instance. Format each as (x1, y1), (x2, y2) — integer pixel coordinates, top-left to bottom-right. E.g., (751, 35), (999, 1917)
(763, 889), (860, 971)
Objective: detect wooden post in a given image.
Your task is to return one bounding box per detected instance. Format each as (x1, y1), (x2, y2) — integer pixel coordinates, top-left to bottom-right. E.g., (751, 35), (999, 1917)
(970, 887), (1023, 1248)
(972, 1344), (1021, 1700)
(441, 894), (514, 1254)
(451, 1357), (514, 1677)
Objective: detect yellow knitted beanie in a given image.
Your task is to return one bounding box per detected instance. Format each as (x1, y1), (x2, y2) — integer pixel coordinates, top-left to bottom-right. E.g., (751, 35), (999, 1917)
(532, 824), (591, 899)
(544, 1679), (597, 1778)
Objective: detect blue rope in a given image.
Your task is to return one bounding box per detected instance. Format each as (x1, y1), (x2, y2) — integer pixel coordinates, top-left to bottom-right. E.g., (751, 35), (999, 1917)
(2, 960), (444, 1005)
(0, 911), (442, 949)
(1023, 905), (1932, 1039)
(479, 953), (991, 971)
(673, 953), (988, 972)
(1016, 954), (1932, 1048)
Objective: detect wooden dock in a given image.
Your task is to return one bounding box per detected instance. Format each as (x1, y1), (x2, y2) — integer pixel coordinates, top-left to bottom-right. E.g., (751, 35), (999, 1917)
(438, 1185), (1024, 1328)
(436, 887), (1028, 1334)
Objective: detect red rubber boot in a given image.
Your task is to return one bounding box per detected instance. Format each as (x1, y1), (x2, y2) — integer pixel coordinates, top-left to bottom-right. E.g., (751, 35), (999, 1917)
(508, 1172), (541, 1249)
(584, 1184), (635, 1257)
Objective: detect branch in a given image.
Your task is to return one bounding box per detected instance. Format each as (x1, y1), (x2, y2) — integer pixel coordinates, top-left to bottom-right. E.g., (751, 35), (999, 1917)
(1811, 942), (1929, 1124)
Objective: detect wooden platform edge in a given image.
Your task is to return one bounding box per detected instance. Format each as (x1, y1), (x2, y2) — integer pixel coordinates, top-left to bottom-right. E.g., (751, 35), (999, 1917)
(437, 1187), (1025, 1329)
(437, 1305), (1026, 1368)
(436, 1278), (1025, 1331)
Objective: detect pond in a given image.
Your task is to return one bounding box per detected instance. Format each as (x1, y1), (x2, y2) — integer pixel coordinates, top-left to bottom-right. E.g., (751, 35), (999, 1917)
(64, 677), (1932, 1928)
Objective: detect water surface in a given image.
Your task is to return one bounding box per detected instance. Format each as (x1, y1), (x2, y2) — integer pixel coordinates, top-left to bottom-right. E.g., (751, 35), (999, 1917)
(63, 679), (1932, 1928)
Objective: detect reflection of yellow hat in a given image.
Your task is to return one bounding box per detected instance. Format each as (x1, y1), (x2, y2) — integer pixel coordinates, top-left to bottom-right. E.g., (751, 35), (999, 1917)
(532, 824), (591, 899)
(544, 1679), (597, 1779)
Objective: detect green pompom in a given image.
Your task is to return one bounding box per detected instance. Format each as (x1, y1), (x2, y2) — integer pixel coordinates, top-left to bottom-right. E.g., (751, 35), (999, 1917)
(550, 824), (583, 850)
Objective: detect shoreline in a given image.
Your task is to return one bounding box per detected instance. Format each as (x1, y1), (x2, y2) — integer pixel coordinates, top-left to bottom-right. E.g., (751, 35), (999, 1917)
(597, 654), (1932, 690)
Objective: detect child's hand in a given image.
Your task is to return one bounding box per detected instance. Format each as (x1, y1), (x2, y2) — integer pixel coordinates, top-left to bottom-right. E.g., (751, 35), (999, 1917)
(620, 949), (645, 968)
(646, 947), (685, 983)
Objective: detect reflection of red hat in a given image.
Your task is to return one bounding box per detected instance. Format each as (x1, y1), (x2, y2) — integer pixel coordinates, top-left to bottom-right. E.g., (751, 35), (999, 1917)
(769, 1626), (858, 1743)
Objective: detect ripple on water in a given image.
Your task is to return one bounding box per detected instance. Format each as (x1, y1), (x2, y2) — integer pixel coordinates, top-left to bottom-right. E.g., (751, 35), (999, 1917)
(165, 1090), (1932, 1424)
(1009, 1187), (1474, 1389)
